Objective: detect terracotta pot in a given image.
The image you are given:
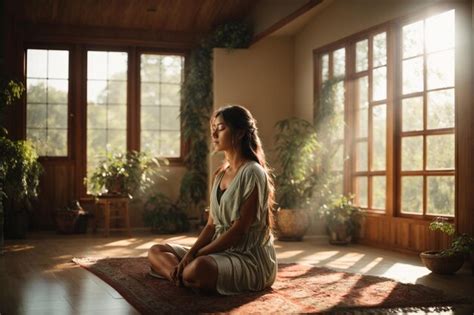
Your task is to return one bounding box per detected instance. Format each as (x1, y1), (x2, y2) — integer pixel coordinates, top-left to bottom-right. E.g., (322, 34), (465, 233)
(272, 208), (310, 241)
(419, 250), (464, 275)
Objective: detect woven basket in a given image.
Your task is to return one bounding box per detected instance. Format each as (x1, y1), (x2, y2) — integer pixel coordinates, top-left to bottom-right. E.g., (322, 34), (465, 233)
(272, 208), (310, 241)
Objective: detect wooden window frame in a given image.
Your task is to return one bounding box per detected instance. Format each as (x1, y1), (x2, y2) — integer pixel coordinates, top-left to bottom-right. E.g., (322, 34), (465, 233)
(313, 2), (465, 222)
(24, 44), (74, 161)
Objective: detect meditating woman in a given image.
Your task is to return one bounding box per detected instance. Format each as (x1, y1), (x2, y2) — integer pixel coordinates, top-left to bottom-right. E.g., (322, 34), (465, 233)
(147, 105), (277, 295)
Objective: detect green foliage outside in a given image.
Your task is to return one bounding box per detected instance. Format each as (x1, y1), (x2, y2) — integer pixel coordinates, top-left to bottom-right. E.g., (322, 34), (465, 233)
(428, 217), (474, 256)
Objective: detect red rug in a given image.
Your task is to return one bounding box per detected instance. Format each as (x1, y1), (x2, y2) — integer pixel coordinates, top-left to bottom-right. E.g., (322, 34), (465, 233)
(73, 257), (465, 314)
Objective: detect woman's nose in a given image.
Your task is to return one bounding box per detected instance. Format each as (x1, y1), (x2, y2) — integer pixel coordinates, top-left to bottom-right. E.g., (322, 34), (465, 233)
(212, 129), (217, 138)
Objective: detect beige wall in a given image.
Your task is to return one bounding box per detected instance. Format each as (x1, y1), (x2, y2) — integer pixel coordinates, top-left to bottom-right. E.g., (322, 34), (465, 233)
(294, 0), (444, 120)
(212, 37), (294, 174)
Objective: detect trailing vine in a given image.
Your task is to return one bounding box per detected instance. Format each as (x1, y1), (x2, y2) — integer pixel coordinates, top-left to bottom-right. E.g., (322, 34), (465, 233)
(178, 21), (253, 219)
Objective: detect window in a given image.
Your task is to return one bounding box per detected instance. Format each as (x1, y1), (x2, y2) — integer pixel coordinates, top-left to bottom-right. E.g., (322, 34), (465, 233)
(26, 49), (69, 156)
(319, 48), (346, 195)
(140, 54), (183, 158)
(315, 8), (456, 218)
(400, 10), (455, 216)
(86, 51), (128, 175)
(353, 32), (388, 211)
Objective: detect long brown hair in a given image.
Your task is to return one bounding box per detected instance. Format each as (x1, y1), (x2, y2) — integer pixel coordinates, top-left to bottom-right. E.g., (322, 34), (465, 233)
(212, 105), (275, 214)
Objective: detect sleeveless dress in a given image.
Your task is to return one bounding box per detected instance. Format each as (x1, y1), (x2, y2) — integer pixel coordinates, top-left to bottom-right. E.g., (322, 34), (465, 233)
(167, 161), (277, 295)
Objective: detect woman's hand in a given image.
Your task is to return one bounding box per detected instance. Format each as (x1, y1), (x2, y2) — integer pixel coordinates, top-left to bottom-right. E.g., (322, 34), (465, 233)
(170, 251), (195, 286)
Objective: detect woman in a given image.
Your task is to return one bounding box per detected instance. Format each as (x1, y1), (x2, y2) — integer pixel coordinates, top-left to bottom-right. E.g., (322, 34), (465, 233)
(147, 105), (277, 295)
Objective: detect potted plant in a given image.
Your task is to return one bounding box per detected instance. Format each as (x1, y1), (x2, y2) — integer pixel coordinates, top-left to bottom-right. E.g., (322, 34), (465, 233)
(273, 117), (319, 241)
(420, 217), (474, 275)
(85, 150), (167, 199)
(0, 137), (43, 239)
(143, 192), (190, 234)
(54, 200), (91, 234)
(319, 195), (363, 245)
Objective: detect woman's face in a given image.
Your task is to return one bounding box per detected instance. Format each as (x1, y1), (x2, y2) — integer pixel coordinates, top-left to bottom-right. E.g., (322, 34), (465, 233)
(211, 114), (233, 152)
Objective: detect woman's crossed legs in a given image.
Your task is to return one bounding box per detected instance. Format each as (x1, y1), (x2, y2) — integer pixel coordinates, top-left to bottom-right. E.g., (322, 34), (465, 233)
(147, 244), (218, 292)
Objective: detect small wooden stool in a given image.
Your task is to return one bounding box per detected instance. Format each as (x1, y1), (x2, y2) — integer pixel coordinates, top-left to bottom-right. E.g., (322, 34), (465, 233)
(95, 196), (131, 237)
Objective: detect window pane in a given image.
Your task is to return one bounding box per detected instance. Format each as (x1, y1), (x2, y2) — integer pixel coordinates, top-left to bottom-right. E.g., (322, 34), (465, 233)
(27, 49), (47, 78)
(48, 105), (68, 129)
(141, 83), (160, 106)
(47, 79), (68, 104)
(372, 176), (386, 209)
(402, 136), (423, 171)
(426, 10), (455, 53)
(140, 54), (183, 157)
(161, 131), (180, 157)
(87, 51), (128, 169)
(427, 50), (454, 90)
(160, 84), (181, 106)
(355, 176), (368, 208)
(141, 106), (161, 130)
(321, 54), (329, 82)
(47, 129), (67, 156)
(27, 129), (47, 156)
(373, 32), (387, 67)
(357, 108), (368, 138)
(27, 104), (47, 128)
(161, 106), (180, 130)
(26, 49), (69, 157)
(48, 50), (69, 79)
(141, 54), (161, 82)
(107, 52), (128, 80)
(87, 80), (107, 105)
(27, 79), (47, 103)
(161, 56), (183, 83)
(108, 81), (127, 104)
(402, 97), (423, 132)
(402, 57), (423, 94)
(87, 104), (107, 129)
(107, 130), (126, 151)
(87, 51), (107, 80)
(372, 66), (386, 101)
(356, 39), (368, 72)
(108, 105), (127, 129)
(427, 176), (454, 216)
(401, 176), (423, 214)
(356, 141), (368, 171)
(402, 21), (424, 58)
(372, 105), (386, 171)
(141, 130), (160, 157)
(333, 48), (345, 77)
(357, 76), (369, 109)
(427, 134), (454, 170)
(427, 89), (454, 129)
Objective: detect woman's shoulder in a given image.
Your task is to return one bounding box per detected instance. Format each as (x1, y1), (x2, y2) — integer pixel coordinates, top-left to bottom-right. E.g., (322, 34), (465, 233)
(242, 161), (266, 179)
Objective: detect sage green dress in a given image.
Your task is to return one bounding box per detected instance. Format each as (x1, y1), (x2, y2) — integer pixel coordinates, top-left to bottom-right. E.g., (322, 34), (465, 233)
(168, 161), (277, 295)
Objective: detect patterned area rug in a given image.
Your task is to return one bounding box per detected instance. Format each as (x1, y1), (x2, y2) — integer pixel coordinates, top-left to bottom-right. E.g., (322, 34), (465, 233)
(73, 257), (465, 314)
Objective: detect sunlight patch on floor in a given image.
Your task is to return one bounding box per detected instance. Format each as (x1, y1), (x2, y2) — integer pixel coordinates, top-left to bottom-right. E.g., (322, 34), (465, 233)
(277, 250), (304, 259)
(382, 262), (431, 283)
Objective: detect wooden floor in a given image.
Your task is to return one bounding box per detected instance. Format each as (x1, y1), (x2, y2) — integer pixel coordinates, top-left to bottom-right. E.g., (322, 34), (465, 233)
(1, 231), (473, 314)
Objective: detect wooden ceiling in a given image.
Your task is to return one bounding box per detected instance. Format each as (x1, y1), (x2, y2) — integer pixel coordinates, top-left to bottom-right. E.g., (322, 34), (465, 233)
(16, 0), (257, 34)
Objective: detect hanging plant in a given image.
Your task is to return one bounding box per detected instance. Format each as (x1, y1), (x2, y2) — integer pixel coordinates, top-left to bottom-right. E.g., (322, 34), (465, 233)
(179, 21), (253, 218)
